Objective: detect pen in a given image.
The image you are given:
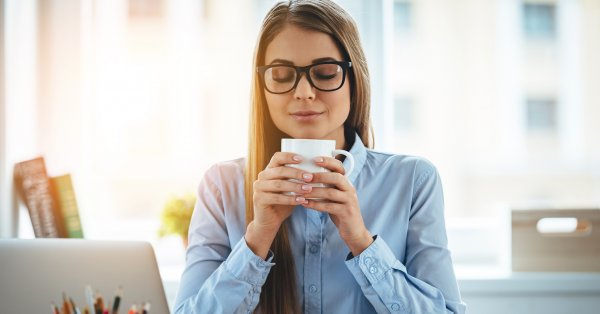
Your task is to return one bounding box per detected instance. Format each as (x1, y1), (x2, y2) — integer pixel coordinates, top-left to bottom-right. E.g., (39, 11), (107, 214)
(111, 286), (122, 314)
(85, 285), (95, 313)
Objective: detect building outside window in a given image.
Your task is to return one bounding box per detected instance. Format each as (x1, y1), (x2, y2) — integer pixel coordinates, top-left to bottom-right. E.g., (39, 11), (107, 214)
(526, 98), (557, 132)
(523, 3), (556, 39)
(394, 0), (412, 34)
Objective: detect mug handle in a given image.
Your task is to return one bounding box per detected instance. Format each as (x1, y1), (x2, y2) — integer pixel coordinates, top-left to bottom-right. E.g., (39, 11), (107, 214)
(332, 150), (354, 178)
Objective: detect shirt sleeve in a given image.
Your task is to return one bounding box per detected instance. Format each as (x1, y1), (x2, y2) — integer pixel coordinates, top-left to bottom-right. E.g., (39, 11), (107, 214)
(345, 162), (467, 314)
(173, 164), (275, 314)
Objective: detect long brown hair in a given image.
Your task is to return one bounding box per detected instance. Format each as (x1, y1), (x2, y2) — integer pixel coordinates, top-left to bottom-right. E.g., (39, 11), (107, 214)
(244, 1), (373, 312)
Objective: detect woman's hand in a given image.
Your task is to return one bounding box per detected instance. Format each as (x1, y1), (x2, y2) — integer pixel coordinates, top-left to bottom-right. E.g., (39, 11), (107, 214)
(303, 157), (373, 256)
(245, 152), (313, 259)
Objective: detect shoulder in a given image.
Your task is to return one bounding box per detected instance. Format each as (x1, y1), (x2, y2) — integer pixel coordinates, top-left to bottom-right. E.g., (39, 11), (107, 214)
(365, 149), (438, 184)
(366, 149), (437, 173)
(199, 158), (246, 190)
(204, 157), (245, 178)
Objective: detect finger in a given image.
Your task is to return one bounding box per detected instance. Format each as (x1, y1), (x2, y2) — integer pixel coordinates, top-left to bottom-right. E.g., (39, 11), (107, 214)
(254, 179), (313, 194)
(258, 166), (313, 182)
(314, 156), (345, 175)
(311, 172), (351, 191)
(266, 152), (304, 169)
(304, 200), (342, 215)
(303, 187), (346, 203)
(255, 192), (308, 206)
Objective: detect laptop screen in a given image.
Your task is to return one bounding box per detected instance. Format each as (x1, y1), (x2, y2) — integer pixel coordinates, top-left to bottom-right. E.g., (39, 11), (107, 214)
(0, 239), (170, 314)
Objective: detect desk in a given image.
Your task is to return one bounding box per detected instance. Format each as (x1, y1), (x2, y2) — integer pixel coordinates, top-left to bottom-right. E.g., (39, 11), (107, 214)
(162, 269), (600, 313)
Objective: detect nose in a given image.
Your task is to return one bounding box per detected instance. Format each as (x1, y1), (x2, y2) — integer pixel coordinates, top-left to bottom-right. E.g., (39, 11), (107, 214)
(293, 73), (315, 100)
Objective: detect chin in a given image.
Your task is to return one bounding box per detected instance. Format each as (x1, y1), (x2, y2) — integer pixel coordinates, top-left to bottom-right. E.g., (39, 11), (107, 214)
(284, 129), (327, 140)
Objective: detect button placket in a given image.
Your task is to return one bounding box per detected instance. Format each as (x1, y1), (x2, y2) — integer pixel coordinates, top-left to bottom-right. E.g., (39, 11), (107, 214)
(310, 244), (319, 254)
(304, 208), (323, 313)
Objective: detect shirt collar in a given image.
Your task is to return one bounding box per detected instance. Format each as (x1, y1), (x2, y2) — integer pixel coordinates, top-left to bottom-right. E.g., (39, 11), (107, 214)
(344, 132), (367, 184)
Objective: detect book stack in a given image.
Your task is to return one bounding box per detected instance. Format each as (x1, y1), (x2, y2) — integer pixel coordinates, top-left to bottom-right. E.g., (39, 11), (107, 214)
(13, 157), (84, 238)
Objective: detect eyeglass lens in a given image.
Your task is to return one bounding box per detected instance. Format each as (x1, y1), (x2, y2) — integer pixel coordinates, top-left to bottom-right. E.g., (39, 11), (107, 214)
(264, 63), (344, 93)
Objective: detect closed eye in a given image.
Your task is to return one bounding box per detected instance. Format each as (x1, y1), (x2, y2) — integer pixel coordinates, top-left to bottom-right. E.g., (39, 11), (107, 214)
(314, 73), (337, 80)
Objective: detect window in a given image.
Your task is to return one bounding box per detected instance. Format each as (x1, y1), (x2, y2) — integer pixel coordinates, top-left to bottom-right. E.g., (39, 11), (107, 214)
(523, 3), (556, 39)
(3, 0), (258, 242)
(381, 0), (598, 270)
(3, 0), (598, 274)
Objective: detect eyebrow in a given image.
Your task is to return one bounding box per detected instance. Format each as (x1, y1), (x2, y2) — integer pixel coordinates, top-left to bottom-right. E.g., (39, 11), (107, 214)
(269, 57), (338, 65)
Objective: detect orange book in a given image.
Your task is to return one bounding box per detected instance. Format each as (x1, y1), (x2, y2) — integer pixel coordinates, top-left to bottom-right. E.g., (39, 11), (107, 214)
(13, 157), (66, 237)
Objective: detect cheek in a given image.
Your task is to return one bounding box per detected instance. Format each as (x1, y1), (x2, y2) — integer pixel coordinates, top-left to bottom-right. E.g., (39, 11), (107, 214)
(326, 86), (351, 117)
(265, 94), (287, 122)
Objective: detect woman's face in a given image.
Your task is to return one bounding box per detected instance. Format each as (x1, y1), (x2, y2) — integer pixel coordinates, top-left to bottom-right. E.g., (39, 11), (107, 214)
(263, 25), (351, 148)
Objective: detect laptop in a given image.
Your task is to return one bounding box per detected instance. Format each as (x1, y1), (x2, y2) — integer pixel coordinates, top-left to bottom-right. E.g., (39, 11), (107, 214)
(0, 239), (170, 314)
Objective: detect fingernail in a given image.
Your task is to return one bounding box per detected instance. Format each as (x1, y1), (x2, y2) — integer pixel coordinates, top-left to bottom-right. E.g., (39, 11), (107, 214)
(302, 173), (313, 180)
(301, 184), (311, 191)
(295, 196), (305, 203)
(293, 155), (303, 161)
(314, 157), (324, 163)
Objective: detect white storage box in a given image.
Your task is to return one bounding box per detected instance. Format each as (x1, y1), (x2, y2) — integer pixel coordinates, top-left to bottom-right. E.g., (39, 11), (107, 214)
(512, 208), (600, 272)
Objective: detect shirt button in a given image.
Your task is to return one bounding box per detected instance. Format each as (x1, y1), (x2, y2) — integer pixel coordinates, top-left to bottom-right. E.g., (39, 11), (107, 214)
(309, 284), (318, 293)
(369, 266), (378, 274)
(391, 303), (400, 311)
(364, 257), (373, 265)
(309, 245), (319, 254)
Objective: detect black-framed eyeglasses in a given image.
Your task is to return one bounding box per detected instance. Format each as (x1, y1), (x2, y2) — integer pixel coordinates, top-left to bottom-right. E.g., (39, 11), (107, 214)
(256, 61), (352, 94)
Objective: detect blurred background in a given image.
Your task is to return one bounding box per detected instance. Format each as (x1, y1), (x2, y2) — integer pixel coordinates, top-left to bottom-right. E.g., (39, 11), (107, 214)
(1, 0), (600, 310)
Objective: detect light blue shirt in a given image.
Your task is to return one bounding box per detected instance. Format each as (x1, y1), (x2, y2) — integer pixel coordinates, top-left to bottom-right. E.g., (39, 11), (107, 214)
(174, 134), (466, 313)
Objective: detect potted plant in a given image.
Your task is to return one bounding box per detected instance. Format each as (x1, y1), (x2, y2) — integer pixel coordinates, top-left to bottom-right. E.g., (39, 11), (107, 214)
(158, 193), (195, 249)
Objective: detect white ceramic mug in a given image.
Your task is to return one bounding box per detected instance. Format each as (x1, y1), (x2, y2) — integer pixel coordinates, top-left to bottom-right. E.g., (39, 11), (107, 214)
(281, 138), (354, 198)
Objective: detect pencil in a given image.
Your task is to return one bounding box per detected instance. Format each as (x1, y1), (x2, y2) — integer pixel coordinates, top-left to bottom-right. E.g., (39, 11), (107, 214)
(69, 297), (78, 314)
(63, 292), (73, 314)
(51, 302), (60, 314)
(127, 305), (137, 314)
(95, 291), (104, 314)
(141, 301), (150, 314)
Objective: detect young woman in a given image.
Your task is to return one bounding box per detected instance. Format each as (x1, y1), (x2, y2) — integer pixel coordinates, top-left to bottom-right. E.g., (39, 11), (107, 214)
(174, 1), (466, 313)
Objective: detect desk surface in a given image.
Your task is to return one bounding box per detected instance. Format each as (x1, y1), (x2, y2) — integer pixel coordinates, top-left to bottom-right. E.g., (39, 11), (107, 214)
(458, 271), (600, 294)
(457, 270), (600, 314)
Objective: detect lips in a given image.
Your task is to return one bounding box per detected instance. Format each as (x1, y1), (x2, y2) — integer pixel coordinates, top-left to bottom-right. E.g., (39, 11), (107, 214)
(290, 110), (323, 122)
